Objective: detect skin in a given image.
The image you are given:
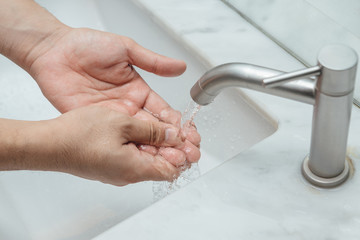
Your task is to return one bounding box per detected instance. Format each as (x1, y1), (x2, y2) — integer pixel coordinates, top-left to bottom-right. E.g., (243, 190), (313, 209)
(0, 106), (188, 186)
(0, 0), (201, 185)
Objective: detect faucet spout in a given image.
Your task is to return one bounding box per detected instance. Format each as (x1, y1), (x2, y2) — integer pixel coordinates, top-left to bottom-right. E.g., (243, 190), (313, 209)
(190, 45), (358, 188)
(190, 63), (316, 106)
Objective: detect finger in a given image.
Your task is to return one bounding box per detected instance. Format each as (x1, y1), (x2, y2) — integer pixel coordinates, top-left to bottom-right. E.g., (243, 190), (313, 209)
(133, 109), (183, 148)
(134, 109), (185, 145)
(176, 140), (201, 163)
(134, 111), (185, 160)
(122, 117), (184, 147)
(143, 91), (182, 128)
(137, 152), (181, 182)
(181, 122), (201, 146)
(125, 38), (186, 77)
(158, 147), (186, 167)
(138, 144), (158, 155)
(123, 146), (181, 183)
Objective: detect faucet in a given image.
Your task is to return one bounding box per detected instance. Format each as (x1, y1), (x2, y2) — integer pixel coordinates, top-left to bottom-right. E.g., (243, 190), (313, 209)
(190, 45), (358, 188)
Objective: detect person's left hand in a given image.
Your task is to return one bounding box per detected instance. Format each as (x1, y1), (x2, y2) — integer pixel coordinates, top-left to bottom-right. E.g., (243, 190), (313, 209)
(27, 27), (201, 163)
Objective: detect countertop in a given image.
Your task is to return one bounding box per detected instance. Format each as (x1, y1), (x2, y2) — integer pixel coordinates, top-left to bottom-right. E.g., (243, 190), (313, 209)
(95, 0), (360, 239)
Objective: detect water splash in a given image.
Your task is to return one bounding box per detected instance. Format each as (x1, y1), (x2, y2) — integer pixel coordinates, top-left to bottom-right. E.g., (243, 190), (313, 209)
(152, 163), (201, 201)
(181, 100), (201, 127)
(153, 100), (202, 202)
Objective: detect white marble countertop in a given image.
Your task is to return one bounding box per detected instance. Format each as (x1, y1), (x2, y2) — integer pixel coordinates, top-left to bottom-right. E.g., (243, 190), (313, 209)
(95, 0), (360, 239)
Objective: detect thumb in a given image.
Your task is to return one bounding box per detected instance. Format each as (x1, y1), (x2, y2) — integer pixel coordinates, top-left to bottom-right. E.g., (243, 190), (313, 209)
(123, 117), (184, 147)
(125, 38), (187, 77)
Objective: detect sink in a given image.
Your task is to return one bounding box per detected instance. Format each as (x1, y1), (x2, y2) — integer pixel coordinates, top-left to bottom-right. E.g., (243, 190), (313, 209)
(0, 0), (277, 239)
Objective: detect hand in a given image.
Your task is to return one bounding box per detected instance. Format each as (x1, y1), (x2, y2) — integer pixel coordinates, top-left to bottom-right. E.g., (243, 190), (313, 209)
(0, 0), (201, 171)
(2, 106), (188, 186)
(28, 27), (201, 163)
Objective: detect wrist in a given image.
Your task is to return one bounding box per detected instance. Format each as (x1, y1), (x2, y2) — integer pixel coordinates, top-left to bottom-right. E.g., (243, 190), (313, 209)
(0, 0), (70, 72)
(0, 118), (62, 171)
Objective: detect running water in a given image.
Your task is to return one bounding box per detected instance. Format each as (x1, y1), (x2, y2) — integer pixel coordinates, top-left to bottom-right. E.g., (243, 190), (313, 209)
(181, 100), (202, 127)
(153, 100), (202, 201)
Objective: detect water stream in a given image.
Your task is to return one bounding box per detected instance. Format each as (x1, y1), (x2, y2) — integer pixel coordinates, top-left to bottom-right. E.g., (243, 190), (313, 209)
(152, 100), (202, 201)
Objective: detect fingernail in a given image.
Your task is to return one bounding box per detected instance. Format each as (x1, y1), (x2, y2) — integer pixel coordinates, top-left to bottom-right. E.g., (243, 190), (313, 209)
(165, 127), (180, 144)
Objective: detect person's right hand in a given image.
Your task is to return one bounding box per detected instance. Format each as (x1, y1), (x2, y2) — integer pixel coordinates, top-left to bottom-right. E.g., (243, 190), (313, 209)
(10, 106), (193, 186)
(58, 106), (194, 185)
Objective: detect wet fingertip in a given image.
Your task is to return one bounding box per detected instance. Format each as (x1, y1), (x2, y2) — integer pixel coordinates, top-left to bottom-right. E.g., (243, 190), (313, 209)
(184, 146), (192, 154)
(192, 150), (201, 163)
(180, 129), (187, 140)
(183, 144), (201, 163)
(185, 130), (201, 147)
(195, 149), (201, 162)
(158, 147), (186, 167)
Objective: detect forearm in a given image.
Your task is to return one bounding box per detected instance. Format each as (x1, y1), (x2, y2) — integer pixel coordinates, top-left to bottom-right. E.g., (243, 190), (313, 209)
(0, 118), (60, 171)
(0, 0), (69, 71)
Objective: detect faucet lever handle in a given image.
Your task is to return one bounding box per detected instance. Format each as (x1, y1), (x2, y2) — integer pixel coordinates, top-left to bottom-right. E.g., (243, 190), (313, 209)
(262, 65), (321, 88)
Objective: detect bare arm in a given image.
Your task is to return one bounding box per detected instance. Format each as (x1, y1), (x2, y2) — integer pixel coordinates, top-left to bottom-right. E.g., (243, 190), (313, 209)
(0, 0), (201, 184)
(0, 106), (185, 185)
(0, 0), (68, 71)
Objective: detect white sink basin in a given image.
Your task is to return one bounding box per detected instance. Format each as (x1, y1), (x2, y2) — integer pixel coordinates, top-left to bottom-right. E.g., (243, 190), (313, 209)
(0, 1), (277, 239)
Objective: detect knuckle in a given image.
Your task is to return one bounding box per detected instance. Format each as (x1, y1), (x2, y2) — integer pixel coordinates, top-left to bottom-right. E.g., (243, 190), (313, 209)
(123, 36), (136, 48)
(148, 122), (160, 145)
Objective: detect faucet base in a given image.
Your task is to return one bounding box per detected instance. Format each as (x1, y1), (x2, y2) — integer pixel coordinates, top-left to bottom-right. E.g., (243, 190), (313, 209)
(301, 155), (350, 188)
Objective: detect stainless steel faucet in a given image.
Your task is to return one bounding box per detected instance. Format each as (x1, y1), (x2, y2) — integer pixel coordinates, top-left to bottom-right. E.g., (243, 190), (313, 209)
(190, 45), (358, 188)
